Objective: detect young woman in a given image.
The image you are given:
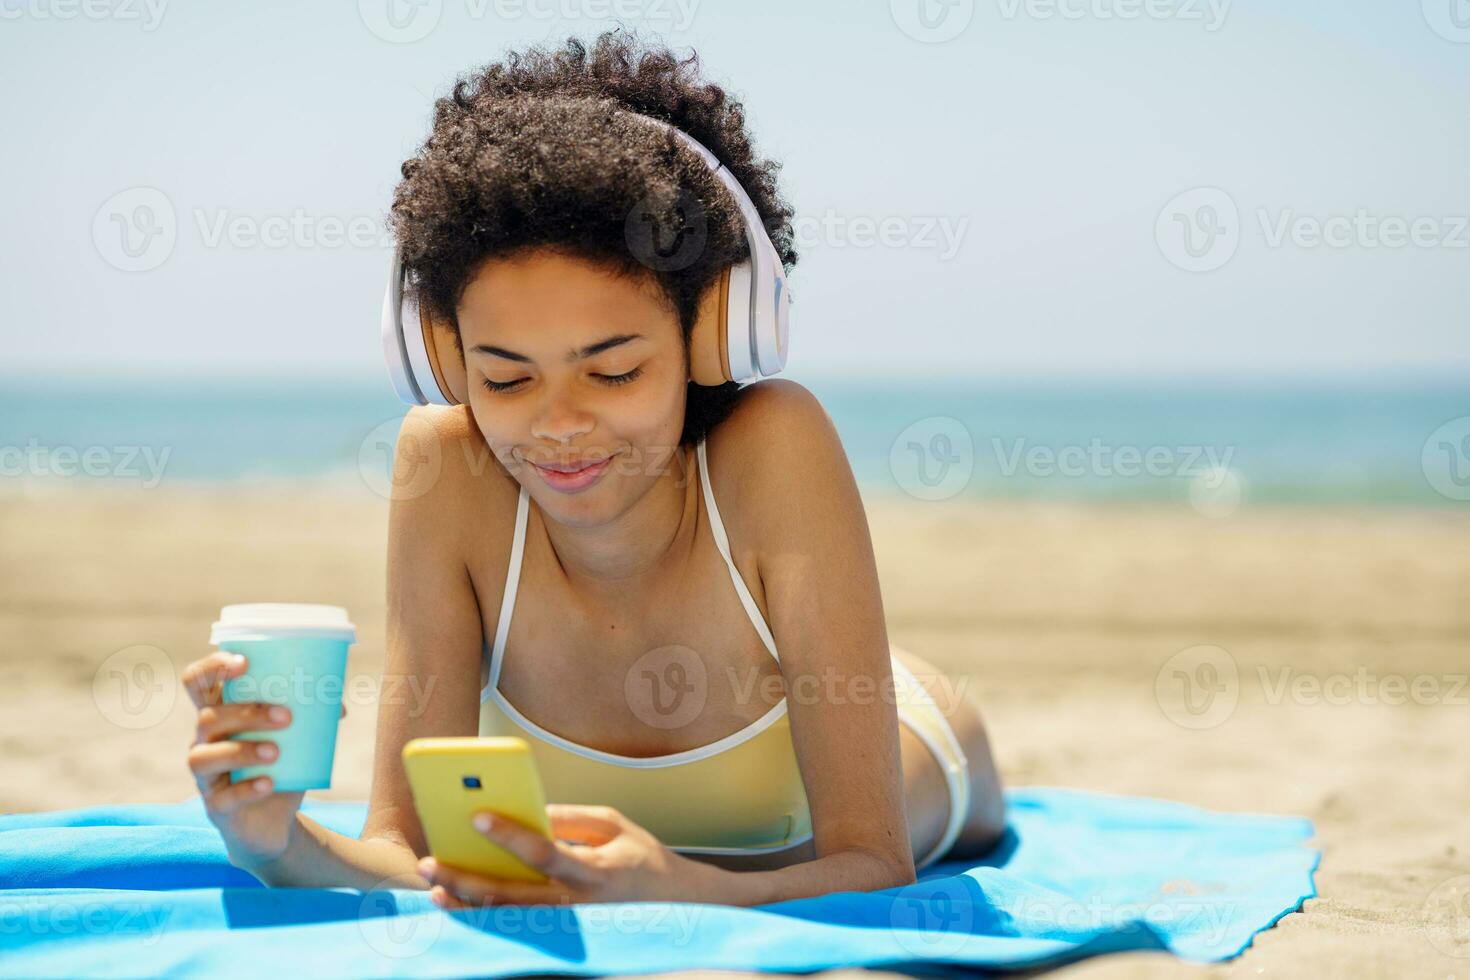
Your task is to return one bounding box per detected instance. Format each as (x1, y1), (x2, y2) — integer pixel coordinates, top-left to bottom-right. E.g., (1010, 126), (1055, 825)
(183, 30), (1005, 908)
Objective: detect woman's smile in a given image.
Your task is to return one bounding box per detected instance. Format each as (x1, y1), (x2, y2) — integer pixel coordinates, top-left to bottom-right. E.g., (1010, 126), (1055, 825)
(529, 453), (616, 493)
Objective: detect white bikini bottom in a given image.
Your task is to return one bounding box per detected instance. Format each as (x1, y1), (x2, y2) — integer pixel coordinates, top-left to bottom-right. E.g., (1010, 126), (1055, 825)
(889, 647), (972, 871)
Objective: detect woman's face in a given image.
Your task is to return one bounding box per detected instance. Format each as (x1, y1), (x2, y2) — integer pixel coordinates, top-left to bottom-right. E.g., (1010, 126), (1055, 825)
(456, 248), (689, 527)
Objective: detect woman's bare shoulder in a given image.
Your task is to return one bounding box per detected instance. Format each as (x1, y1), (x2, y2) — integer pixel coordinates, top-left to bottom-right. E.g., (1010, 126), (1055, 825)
(703, 379), (853, 553)
(391, 405), (520, 567)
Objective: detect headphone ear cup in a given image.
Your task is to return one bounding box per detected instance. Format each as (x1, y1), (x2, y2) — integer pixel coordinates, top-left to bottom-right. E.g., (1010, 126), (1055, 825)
(420, 304), (469, 405)
(689, 265), (733, 387)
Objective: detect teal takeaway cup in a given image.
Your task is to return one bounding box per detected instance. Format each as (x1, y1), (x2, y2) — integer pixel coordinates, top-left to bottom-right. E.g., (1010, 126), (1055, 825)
(210, 603), (356, 792)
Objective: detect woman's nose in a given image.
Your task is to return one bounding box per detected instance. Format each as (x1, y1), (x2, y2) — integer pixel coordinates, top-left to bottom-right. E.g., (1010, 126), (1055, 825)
(529, 389), (595, 444)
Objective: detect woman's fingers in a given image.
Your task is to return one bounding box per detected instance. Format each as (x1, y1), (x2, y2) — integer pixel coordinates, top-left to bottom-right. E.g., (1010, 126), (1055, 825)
(204, 774), (274, 814)
(471, 814), (588, 883)
(420, 858), (570, 907)
(182, 651), (248, 709)
(545, 804), (623, 846)
(195, 701), (292, 742)
(429, 885), (470, 910)
(188, 738), (279, 782)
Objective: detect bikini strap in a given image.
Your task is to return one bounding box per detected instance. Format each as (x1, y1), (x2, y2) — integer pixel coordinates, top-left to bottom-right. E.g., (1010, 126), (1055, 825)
(483, 484), (530, 701)
(484, 441), (779, 704)
(697, 437), (781, 664)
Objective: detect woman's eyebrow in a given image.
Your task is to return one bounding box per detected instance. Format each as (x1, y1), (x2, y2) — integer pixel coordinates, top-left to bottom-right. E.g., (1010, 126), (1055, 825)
(471, 333), (646, 364)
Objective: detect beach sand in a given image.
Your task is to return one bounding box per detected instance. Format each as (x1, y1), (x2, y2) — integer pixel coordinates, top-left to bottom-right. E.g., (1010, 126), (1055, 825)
(2, 483), (1467, 977)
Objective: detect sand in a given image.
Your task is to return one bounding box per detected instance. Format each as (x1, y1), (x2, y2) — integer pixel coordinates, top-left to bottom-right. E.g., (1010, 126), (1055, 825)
(2, 481), (1467, 977)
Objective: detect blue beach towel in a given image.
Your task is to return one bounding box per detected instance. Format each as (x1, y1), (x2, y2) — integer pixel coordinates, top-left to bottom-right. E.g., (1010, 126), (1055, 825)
(0, 788), (1317, 977)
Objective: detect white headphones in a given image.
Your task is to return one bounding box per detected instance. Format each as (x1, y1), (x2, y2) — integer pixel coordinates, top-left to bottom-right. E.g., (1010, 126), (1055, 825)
(381, 118), (793, 406)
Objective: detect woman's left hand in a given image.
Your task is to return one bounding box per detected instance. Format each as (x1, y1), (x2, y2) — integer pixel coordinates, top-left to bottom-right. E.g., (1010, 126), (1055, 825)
(417, 804), (712, 907)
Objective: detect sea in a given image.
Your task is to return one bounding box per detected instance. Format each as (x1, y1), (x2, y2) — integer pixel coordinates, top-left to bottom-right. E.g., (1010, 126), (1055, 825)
(1, 374), (1466, 510)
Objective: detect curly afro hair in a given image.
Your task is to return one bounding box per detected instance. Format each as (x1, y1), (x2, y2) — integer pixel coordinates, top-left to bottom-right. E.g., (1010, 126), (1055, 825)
(388, 28), (799, 447)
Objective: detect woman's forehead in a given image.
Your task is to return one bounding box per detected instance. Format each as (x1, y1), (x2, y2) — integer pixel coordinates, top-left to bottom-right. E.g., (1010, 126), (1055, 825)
(457, 249), (678, 349)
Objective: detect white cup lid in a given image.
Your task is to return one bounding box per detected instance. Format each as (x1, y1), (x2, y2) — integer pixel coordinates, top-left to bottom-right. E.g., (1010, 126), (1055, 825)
(210, 603), (357, 644)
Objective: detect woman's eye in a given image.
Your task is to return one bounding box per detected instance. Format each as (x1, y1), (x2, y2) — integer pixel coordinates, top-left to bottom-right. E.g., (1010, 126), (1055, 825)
(596, 367), (644, 387)
(479, 366), (643, 395)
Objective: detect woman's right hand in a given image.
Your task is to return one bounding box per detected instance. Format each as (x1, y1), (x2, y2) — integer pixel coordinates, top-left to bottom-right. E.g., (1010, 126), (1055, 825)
(182, 651), (334, 868)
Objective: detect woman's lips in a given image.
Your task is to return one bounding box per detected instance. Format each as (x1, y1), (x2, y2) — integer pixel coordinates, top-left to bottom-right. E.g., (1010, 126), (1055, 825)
(531, 455), (614, 493)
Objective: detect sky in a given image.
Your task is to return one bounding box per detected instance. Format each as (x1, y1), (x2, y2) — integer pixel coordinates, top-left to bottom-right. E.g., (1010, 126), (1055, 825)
(1, 0), (1467, 383)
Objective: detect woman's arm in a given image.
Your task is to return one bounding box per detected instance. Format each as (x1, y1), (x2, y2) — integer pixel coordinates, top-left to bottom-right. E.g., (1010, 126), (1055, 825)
(690, 848), (910, 905)
(710, 380), (919, 895)
(240, 407), (492, 889)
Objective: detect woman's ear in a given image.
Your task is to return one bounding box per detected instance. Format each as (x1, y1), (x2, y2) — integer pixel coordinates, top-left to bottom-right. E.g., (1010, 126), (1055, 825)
(688, 267), (732, 387)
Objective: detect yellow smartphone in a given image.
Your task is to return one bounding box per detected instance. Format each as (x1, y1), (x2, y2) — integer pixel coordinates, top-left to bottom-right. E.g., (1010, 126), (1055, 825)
(401, 736), (553, 883)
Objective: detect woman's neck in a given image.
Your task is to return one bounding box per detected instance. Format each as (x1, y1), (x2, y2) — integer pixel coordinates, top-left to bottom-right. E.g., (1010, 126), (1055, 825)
(538, 443), (698, 607)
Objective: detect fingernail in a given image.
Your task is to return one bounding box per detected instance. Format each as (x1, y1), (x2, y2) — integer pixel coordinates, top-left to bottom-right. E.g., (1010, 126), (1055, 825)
(269, 706), (289, 723)
(473, 813), (493, 833)
(254, 777), (270, 792)
(258, 744), (277, 760)
(232, 655), (247, 668)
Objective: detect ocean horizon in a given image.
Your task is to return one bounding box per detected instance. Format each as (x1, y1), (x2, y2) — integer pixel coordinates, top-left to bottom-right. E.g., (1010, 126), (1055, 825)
(1, 374), (1466, 511)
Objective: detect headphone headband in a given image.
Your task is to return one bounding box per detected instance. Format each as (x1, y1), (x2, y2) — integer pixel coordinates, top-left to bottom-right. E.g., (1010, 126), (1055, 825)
(381, 113), (792, 407)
